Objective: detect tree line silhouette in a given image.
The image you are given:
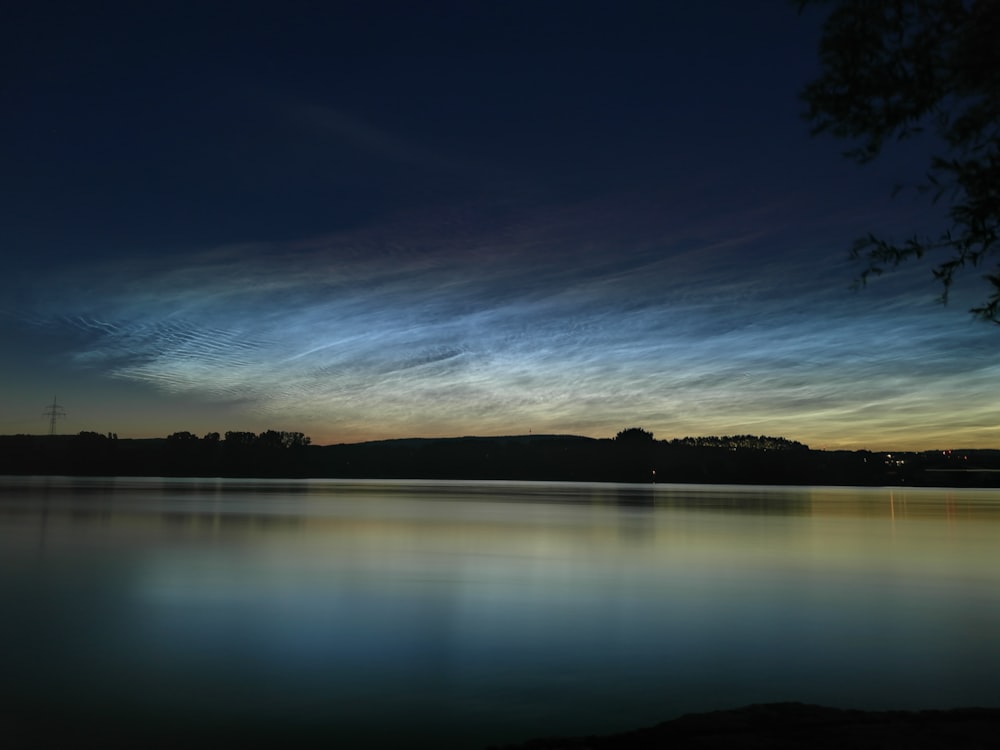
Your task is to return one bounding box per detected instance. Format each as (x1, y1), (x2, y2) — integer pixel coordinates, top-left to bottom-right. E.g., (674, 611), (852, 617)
(616, 426), (808, 451)
(1, 428), (998, 486)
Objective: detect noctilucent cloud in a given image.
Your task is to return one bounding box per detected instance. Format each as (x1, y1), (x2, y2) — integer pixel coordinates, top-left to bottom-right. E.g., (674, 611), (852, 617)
(2, 2), (997, 449)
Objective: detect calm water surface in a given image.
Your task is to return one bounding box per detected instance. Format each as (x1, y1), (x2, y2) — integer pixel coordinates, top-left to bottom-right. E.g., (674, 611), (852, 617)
(1, 477), (998, 747)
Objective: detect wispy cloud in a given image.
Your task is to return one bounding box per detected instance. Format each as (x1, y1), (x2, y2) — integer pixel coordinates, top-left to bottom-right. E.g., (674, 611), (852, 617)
(18, 203), (1000, 448)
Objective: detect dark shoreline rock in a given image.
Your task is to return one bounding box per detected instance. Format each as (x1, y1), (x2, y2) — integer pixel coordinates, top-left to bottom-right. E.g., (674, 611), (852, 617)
(493, 703), (1000, 749)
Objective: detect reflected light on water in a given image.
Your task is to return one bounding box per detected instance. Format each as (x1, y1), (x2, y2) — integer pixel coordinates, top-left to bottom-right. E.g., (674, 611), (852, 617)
(0, 478), (999, 748)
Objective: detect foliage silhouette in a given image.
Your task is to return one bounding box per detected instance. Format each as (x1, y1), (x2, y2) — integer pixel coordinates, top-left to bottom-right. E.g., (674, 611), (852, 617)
(799, 0), (1000, 323)
(670, 434), (808, 451)
(615, 427), (655, 442)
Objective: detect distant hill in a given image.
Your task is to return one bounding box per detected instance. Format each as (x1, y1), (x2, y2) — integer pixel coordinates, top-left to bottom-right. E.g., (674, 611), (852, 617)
(2, 431), (999, 486)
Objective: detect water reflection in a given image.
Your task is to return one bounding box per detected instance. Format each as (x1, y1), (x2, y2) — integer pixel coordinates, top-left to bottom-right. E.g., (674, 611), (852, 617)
(0, 477), (999, 749)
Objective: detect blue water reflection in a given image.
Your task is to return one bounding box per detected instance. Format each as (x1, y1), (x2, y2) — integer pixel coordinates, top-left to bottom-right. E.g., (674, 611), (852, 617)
(1, 478), (998, 747)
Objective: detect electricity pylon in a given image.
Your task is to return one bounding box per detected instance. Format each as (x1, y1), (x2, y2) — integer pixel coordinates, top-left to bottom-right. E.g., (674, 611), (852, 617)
(43, 397), (66, 435)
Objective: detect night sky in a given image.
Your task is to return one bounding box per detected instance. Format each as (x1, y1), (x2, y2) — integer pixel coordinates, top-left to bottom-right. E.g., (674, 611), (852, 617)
(2, 1), (997, 449)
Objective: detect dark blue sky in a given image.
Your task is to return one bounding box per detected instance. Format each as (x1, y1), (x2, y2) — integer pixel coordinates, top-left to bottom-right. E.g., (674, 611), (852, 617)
(2, 1), (997, 448)
(7, 3), (826, 247)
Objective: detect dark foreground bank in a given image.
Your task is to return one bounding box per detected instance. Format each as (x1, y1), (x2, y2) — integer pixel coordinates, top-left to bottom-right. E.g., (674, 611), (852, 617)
(495, 703), (1000, 749)
(7, 704), (1000, 749)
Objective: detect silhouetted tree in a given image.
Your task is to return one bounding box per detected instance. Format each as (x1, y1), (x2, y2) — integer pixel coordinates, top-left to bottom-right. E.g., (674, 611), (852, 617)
(615, 427), (655, 442)
(800, 0), (1000, 323)
(224, 431), (257, 446)
(167, 431), (199, 441)
(670, 434), (809, 451)
(257, 430), (311, 449)
(283, 431), (311, 449)
(257, 430), (285, 449)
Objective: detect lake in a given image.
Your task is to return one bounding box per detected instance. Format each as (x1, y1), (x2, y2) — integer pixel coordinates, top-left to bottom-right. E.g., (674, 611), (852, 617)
(1, 477), (998, 748)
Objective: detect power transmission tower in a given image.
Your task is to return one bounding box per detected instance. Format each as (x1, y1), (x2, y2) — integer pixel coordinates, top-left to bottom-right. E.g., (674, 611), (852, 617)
(43, 396), (66, 436)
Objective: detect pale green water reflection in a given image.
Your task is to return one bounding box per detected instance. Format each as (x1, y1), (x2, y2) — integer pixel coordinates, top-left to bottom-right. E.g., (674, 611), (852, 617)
(1, 478), (998, 748)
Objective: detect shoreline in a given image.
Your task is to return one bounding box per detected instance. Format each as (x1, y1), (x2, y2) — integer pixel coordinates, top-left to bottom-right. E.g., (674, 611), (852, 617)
(8, 703), (1000, 749)
(494, 703), (1000, 749)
